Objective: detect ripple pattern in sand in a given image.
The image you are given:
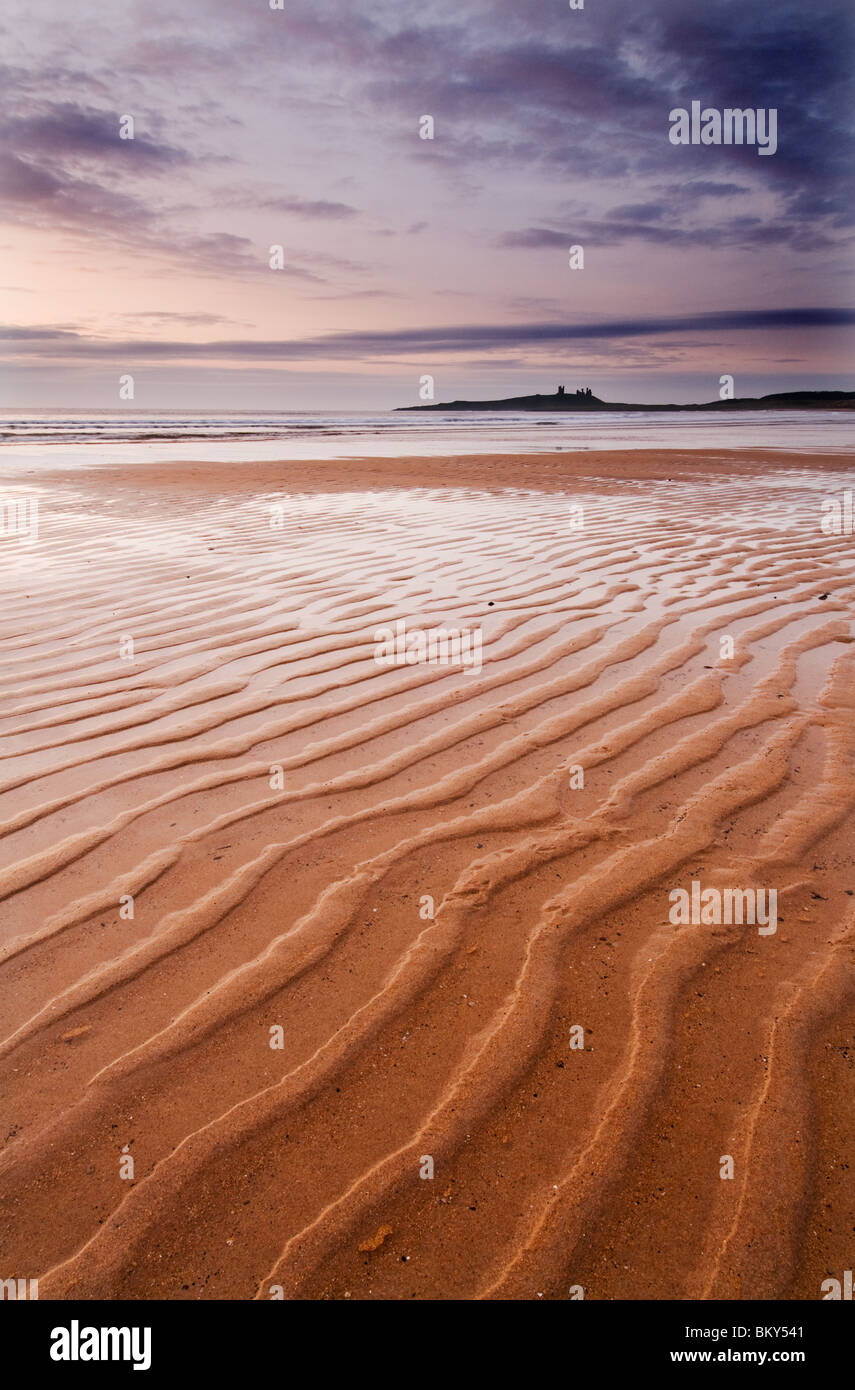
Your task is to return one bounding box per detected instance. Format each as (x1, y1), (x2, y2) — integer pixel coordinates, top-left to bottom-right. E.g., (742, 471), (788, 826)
(0, 456), (853, 1301)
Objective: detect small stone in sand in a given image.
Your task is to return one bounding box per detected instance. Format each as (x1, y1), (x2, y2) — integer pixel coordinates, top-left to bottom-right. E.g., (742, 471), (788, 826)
(358, 1223), (392, 1253)
(61, 1026), (92, 1043)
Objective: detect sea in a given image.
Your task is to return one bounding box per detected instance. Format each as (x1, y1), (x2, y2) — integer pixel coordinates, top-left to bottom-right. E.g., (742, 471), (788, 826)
(0, 408), (852, 472)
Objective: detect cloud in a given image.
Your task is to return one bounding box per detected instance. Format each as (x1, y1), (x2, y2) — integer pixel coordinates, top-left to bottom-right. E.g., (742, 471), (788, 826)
(120, 310), (251, 326)
(611, 202), (666, 221)
(674, 180), (751, 198)
(0, 150), (156, 228)
(500, 206), (849, 252)
(499, 227), (568, 249)
(1, 0), (852, 399)
(4, 305), (852, 362)
(4, 102), (188, 167)
(255, 195), (359, 219)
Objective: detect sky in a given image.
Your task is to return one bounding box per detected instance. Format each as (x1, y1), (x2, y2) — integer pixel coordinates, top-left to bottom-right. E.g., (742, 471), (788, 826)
(2, 0), (854, 409)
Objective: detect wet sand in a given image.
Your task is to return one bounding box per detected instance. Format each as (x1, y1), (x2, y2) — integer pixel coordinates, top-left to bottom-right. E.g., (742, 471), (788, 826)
(0, 447), (853, 1300)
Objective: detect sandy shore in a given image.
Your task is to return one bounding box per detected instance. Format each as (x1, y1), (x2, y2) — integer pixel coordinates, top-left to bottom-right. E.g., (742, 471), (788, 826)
(0, 447), (853, 1300)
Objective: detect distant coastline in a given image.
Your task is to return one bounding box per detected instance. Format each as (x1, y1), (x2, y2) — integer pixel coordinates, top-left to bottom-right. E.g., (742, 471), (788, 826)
(399, 388), (855, 413)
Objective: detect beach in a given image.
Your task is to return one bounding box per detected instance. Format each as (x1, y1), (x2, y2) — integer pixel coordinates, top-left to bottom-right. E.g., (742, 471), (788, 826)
(1, 445), (853, 1300)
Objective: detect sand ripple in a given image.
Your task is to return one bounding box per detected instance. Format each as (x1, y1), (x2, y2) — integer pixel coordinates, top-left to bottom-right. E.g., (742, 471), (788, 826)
(0, 450), (853, 1300)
